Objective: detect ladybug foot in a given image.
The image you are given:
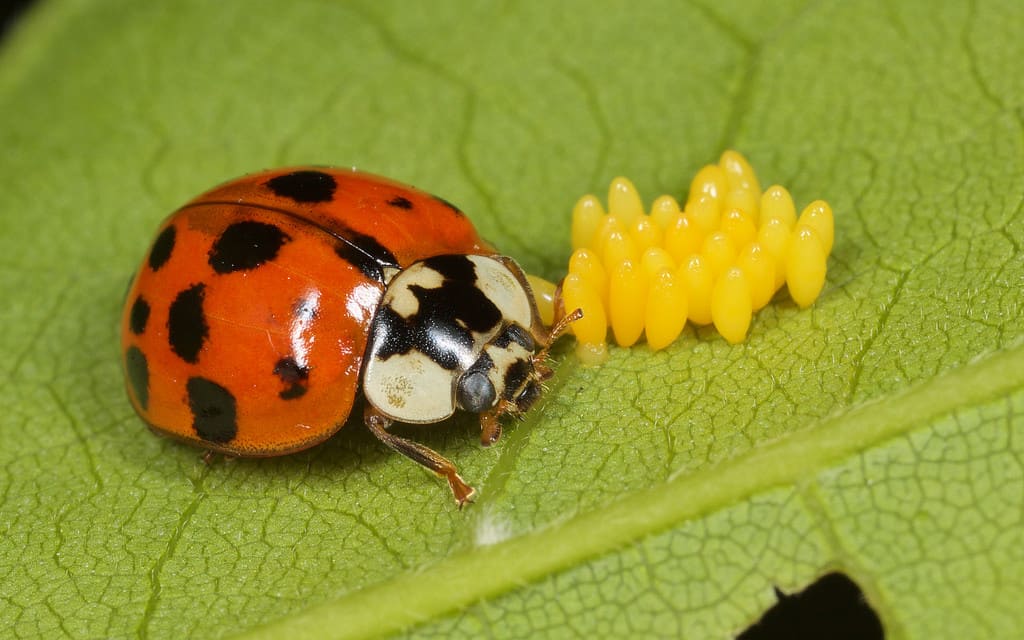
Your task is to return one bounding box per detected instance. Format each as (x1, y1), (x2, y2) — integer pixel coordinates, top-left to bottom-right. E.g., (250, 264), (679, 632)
(447, 473), (476, 508)
(480, 409), (503, 447)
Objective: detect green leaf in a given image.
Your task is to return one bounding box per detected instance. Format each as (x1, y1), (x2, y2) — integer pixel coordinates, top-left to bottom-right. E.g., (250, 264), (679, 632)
(1, 1), (1021, 639)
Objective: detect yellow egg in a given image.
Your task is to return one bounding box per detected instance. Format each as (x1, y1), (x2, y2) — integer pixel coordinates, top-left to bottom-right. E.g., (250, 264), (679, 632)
(645, 269), (688, 351)
(571, 194), (605, 250)
(785, 225), (827, 308)
(608, 176), (644, 227)
(649, 194), (681, 230)
(797, 200), (834, 254)
(719, 149), (761, 195)
(688, 164), (729, 205)
(562, 273), (608, 348)
(736, 243), (776, 310)
(711, 267), (753, 344)
(686, 194), (720, 234)
(568, 248), (608, 306)
(608, 260), (648, 347)
(641, 247), (675, 277)
(724, 188), (760, 225)
(756, 217), (791, 290)
(679, 254), (713, 325)
(589, 215), (622, 260)
(663, 212), (704, 263)
(720, 208), (757, 249)
(525, 274), (557, 326)
(601, 227), (639, 268)
(562, 152), (834, 355)
(760, 185), (796, 227)
(630, 216), (663, 254)
(701, 231), (737, 279)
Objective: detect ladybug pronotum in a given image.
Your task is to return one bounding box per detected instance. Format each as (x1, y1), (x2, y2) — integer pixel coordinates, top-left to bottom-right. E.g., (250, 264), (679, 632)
(120, 168), (578, 505)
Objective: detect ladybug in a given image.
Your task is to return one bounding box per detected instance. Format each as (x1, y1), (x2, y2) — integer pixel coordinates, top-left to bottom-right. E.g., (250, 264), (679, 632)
(121, 168), (579, 506)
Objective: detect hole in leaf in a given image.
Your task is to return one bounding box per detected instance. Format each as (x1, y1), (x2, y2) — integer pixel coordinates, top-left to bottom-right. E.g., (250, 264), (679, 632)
(737, 572), (884, 640)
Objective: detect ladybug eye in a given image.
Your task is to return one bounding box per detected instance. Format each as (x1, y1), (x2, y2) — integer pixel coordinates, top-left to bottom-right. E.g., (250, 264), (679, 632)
(514, 381), (541, 412)
(457, 371), (496, 414)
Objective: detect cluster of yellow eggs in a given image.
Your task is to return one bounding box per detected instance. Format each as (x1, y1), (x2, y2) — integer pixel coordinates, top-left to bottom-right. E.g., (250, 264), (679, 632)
(558, 150), (834, 365)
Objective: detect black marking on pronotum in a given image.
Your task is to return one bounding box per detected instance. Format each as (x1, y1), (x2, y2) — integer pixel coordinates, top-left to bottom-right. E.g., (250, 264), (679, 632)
(186, 377), (238, 444)
(125, 346), (150, 410)
(387, 196), (413, 210)
(273, 356), (310, 400)
(129, 296), (151, 335)
(264, 170), (337, 203)
(148, 225), (176, 271)
(374, 255), (502, 370)
(422, 254), (477, 285)
(502, 358), (532, 401)
(176, 200), (399, 284)
(167, 283), (208, 364)
(492, 324), (535, 351)
(333, 228), (399, 282)
(208, 221), (291, 274)
(432, 194), (464, 216)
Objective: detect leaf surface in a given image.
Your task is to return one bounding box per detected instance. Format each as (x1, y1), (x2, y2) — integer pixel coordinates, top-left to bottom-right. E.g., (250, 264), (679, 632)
(0, 1), (1021, 638)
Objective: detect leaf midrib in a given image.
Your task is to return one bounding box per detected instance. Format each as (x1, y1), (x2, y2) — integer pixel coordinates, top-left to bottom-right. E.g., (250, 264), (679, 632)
(237, 342), (1024, 640)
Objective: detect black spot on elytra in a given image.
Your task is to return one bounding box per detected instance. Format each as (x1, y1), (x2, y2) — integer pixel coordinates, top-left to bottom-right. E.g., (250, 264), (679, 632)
(737, 572), (884, 640)
(167, 283), (208, 364)
(273, 357), (310, 400)
(208, 221), (291, 274)
(374, 256), (501, 370)
(432, 195), (464, 216)
(334, 229), (399, 283)
(387, 196), (413, 210)
(265, 170), (337, 203)
(148, 225), (176, 271)
(124, 346), (149, 410)
(186, 377), (237, 444)
(129, 296), (151, 335)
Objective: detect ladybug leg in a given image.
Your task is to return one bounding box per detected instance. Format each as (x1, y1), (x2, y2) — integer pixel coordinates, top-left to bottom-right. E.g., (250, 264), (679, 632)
(363, 405), (476, 507)
(480, 401), (514, 447)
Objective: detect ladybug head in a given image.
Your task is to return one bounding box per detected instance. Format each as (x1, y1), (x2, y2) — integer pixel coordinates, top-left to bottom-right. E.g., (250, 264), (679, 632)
(455, 322), (541, 415)
(362, 254), (577, 436)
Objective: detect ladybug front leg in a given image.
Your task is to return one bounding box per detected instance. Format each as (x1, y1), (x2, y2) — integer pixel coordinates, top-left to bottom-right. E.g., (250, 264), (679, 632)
(363, 405), (476, 507)
(480, 402), (514, 447)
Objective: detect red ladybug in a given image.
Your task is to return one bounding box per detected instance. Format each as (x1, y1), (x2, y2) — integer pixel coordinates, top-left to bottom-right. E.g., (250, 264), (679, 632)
(121, 168), (577, 505)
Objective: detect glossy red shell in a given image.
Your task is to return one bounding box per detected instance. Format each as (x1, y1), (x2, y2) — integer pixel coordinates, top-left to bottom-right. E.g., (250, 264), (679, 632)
(121, 168), (493, 455)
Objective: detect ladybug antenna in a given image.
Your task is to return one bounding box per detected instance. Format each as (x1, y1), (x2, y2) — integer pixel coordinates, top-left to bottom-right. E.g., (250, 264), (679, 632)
(549, 307), (583, 342)
(535, 307), (583, 362)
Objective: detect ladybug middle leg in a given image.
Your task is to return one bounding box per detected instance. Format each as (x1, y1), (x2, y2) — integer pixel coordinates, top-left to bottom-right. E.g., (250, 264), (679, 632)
(363, 405), (476, 507)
